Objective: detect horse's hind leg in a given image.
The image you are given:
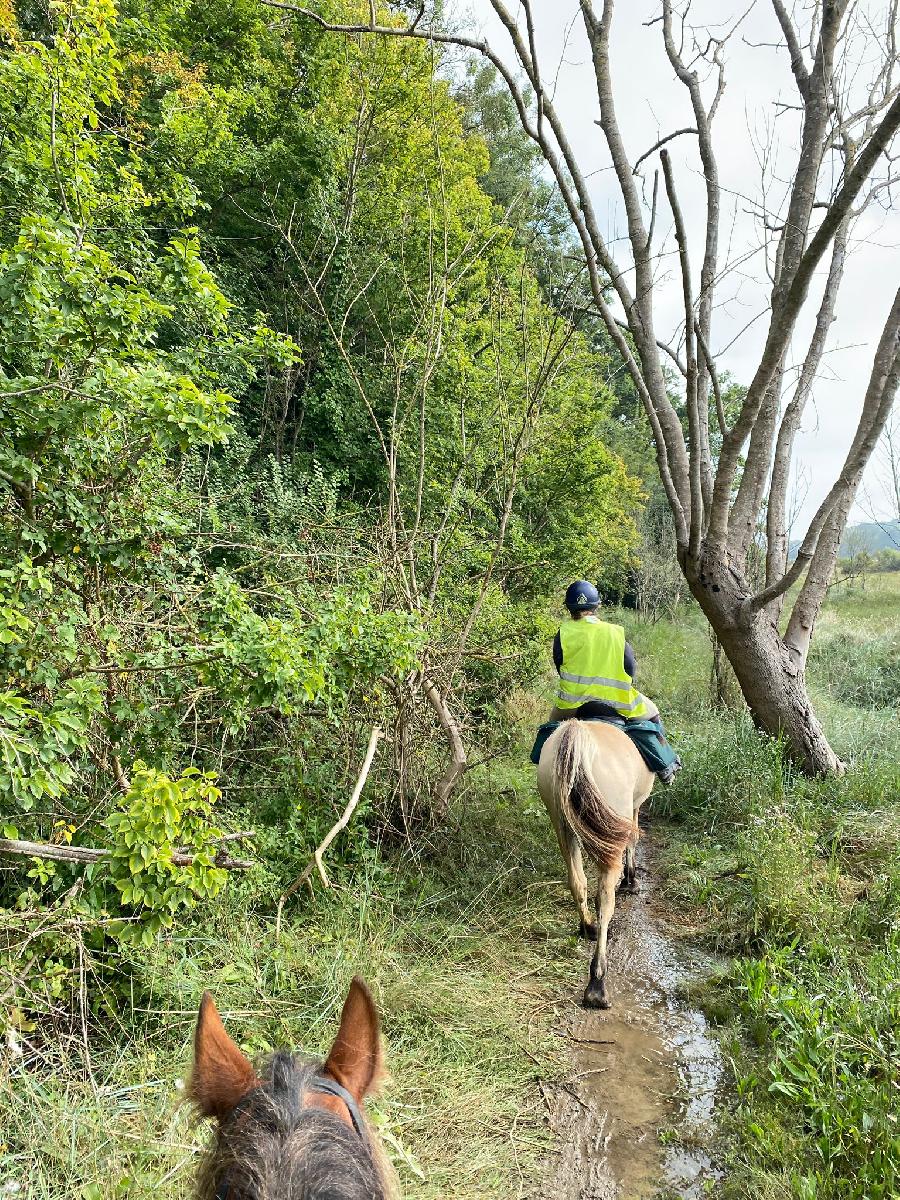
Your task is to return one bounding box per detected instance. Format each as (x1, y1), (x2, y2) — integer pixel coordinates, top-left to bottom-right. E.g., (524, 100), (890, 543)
(622, 815), (640, 892)
(548, 807), (595, 938)
(566, 833), (597, 940)
(583, 865), (618, 1009)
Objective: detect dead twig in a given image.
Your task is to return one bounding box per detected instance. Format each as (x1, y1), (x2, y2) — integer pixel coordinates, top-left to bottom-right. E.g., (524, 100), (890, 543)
(276, 727), (383, 935)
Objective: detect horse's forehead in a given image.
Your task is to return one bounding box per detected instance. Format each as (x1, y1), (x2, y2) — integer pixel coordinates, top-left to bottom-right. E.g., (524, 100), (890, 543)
(306, 1090), (356, 1129)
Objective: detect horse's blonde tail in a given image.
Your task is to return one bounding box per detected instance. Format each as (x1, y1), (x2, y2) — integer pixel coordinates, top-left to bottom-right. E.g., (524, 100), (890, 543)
(552, 722), (633, 870)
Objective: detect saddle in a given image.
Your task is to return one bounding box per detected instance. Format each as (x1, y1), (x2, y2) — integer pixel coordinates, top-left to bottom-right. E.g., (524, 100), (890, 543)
(529, 703), (679, 777)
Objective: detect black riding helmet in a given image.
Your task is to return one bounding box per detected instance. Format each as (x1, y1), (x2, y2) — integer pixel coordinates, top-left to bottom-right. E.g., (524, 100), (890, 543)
(565, 580), (600, 612)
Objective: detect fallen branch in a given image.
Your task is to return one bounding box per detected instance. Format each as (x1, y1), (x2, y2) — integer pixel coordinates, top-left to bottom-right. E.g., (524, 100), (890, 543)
(422, 676), (467, 809)
(0, 834), (254, 870)
(276, 726), (383, 934)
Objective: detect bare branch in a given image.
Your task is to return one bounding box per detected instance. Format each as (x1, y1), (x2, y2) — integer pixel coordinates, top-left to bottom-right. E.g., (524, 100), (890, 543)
(276, 727), (383, 915)
(710, 86), (900, 544)
(660, 148), (703, 557)
(581, 0), (692, 515)
(765, 216), (850, 590)
(0, 836), (254, 871)
(645, 167), (659, 250)
(749, 286), (900, 615)
(422, 677), (467, 808)
(661, 0), (725, 516)
(632, 127), (698, 174)
(694, 319), (728, 437)
(770, 0), (811, 99)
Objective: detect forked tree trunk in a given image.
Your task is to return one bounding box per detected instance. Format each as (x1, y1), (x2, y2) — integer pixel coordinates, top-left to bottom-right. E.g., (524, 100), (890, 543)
(720, 619), (838, 774)
(688, 557), (841, 774)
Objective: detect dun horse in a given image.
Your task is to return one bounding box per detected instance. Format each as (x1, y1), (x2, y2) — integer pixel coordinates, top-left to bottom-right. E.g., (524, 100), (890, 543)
(188, 977), (396, 1200)
(537, 719), (654, 1008)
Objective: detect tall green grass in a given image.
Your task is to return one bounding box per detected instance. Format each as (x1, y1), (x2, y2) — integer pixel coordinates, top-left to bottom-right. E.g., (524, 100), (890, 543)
(646, 574), (900, 1199)
(0, 767), (572, 1200)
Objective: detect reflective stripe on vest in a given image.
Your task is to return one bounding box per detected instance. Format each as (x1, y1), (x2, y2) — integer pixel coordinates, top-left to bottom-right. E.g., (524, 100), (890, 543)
(555, 617), (650, 718)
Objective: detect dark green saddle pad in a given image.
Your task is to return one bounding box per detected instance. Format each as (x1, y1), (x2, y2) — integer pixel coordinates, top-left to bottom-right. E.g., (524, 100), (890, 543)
(529, 718), (679, 775)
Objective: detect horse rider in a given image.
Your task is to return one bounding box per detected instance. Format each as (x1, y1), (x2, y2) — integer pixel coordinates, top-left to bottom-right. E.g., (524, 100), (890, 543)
(549, 580), (680, 784)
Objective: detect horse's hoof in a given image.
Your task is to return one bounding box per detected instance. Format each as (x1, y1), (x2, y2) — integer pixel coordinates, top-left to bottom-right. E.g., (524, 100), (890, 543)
(578, 920), (598, 940)
(583, 986), (611, 1010)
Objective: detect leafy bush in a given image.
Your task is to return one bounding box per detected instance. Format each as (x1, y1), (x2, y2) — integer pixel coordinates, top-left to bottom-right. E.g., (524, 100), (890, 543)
(105, 763), (228, 944)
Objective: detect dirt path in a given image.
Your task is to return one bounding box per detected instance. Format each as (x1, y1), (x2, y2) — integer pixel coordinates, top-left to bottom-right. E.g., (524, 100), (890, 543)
(544, 834), (723, 1199)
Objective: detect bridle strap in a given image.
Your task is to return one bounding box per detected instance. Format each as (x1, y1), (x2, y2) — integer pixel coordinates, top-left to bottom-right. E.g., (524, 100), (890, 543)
(307, 1073), (368, 1139)
(214, 1073), (366, 1200)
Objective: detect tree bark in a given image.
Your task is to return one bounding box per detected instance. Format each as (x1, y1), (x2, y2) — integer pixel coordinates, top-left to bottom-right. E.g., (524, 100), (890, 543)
(725, 618), (841, 774)
(688, 563), (842, 773)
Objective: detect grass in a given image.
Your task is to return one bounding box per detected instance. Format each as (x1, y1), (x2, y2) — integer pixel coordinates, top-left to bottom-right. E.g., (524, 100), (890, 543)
(2, 574), (897, 1198)
(0, 762), (574, 1200)
(637, 572), (900, 1199)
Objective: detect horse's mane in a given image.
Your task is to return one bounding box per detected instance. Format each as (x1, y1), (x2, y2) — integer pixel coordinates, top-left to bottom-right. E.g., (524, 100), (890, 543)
(194, 1052), (396, 1200)
(553, 721), (635, 868)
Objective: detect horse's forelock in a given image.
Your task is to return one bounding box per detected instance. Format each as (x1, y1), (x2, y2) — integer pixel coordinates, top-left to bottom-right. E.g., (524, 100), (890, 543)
(195, 1053), (393, 1200)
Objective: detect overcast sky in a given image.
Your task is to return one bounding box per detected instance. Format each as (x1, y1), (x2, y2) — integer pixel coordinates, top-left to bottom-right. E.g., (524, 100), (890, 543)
(463, 0), (900, 532)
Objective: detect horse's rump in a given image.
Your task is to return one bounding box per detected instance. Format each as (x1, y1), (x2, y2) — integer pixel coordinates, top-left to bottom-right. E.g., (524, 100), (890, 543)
(551, 721), (634, 868)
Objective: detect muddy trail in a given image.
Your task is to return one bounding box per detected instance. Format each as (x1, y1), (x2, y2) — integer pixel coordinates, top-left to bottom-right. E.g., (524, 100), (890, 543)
(544, 833), (723, 1200)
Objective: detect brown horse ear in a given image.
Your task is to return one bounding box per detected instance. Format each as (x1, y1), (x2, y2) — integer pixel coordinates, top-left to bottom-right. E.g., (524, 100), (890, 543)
(188, 991), (258, 1120)
(323, 976), (382, 1104)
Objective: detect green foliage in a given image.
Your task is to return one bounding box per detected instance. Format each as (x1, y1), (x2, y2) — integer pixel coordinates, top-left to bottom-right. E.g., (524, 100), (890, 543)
(648, 577), (900, 1199)
(0, 5), (648, 1194)
(105, 762), (227, 943)
(808, 627), (900, 708)
(0, 677), (101, 812)
(730, 940), (899, 1200)
(455, 61), (572, 273)
(871, 546), (900, 572)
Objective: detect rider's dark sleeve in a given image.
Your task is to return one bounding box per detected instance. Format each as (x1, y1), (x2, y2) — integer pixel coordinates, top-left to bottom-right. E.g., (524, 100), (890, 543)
(624, 641), (636, 680)
(552, 631), (562, 674)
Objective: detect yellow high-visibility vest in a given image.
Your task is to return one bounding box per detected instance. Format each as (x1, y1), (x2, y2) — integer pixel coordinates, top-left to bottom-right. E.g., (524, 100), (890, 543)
(556, 616), (650, 717)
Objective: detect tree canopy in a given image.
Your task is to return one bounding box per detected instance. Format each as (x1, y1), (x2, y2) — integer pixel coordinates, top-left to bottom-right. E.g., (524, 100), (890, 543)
(0, 0), (644, 942)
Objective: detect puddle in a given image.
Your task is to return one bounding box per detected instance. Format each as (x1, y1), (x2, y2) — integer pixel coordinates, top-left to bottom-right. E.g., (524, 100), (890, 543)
(544, 833), (724, 1199)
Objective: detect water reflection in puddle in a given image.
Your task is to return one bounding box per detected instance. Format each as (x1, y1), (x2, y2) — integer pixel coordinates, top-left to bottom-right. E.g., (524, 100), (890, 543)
(545, 839), (725, 1200)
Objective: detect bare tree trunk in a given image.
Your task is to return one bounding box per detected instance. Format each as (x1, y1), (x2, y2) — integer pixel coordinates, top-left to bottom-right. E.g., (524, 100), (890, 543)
(722, 620), (839, 774)
(690, 565), (840, 773)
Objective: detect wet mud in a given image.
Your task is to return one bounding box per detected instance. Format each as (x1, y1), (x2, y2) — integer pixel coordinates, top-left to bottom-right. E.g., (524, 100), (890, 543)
(544, 835), (723, 1199)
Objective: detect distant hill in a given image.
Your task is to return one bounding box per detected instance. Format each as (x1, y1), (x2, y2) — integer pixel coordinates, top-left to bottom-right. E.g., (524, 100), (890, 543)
(838, 521), (900, 554)
(789, 520), (900, 559)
